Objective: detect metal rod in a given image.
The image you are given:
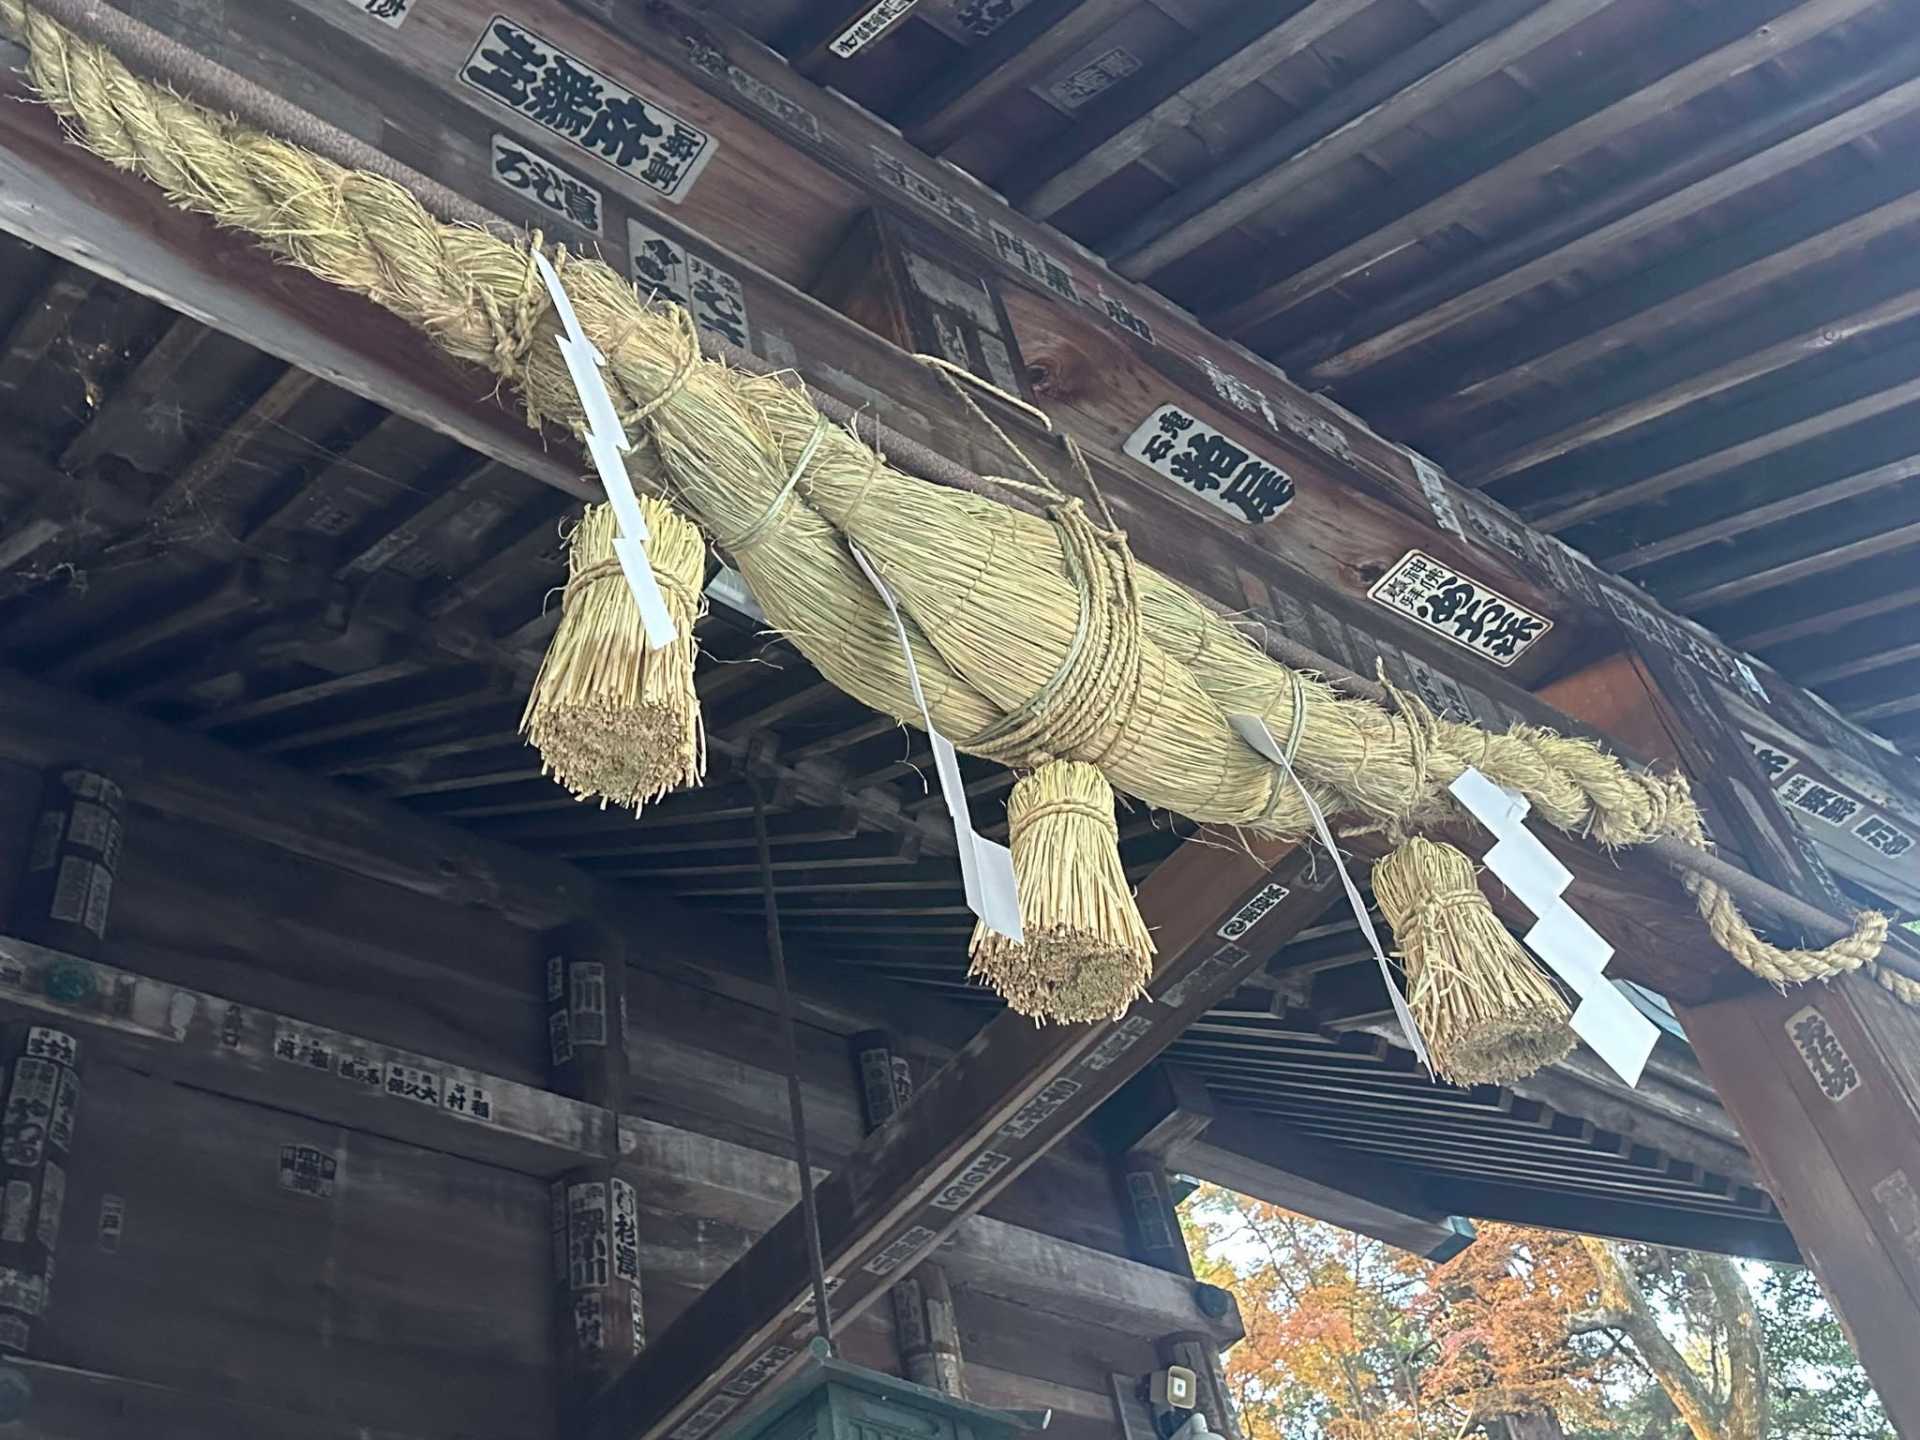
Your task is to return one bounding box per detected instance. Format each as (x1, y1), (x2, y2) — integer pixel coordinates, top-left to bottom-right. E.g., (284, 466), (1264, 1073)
(45, 0), (1918, 987)
(752, 778), (835, 1353)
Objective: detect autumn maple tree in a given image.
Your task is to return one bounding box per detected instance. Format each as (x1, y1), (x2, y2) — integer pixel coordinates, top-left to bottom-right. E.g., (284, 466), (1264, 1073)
(1181, 1186), (1889, 1440)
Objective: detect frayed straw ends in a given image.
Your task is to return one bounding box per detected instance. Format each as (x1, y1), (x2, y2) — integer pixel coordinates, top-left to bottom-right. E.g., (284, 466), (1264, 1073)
(1372, 836), (1574, 1086)
(521, 499), (708, 811)
(969, 761), (1155, 1024)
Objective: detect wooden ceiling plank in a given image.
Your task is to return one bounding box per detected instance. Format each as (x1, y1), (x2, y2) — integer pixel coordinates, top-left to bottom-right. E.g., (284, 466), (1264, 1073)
(0, 262), (94, 392)
(1849, 690), (1920, 723)
(1801, 636), (1920, 687)
(1733, 581), (1920, 649)
(1673, 517), (1920, 611)
(147, 365), (320, 517)
(1009, 0), (1366, 220)
(1212, 0), (1870, 337)
(1103, 0), (1598, 279)
(58, 311), (213, 471)
(1602, 450), (1920, 571)
(1458, 274), (1920, 486)
(1400, 177), (1920, 434)
(1294, 42), (1920, 384)
(1533, 355), (1920, 533)
(898, 0), (1130, 153)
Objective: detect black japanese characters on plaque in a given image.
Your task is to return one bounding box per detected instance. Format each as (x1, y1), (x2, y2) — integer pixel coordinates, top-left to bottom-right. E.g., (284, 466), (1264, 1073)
(339, 0), (410, 26)
(871, 147), (986, 239)
(1856, 813), (1916, 860)
(1741, 732), (1917, 865)
(461, 18), (716, 202)
(1367, 551), (1552, 668)
(1747, 739), (1798, 784)
(987, 221), (1080, 302)
(1215, 882), (1292, 942)
(1048, 48), (1142, 109)
(628, 220), (754, 352)
(490, 135), (603, 234)
(1098, 289), (1155, 346)
(278, 1145), (338, 1199)
(831, 0), (922, 57)
(1124, 404), (1296, 523)
(1779, 773), (1863, 829)
(952, 0), (1029, 38)
(1786, 1006), (1860, 1102)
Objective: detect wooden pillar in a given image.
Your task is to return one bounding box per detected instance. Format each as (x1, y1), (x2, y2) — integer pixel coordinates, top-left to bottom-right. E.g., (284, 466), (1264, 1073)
(0, 1020), (80, 1359)
(1678, 970), (1920, 1434)
(850, 1029), (966, 1398)
(544, 920), (641, 1416)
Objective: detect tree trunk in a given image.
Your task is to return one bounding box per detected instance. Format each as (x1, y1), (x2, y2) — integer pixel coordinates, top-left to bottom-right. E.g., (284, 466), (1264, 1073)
(1577, 1239), (1769, 1440)
(1483, 1409), (1568, 1440)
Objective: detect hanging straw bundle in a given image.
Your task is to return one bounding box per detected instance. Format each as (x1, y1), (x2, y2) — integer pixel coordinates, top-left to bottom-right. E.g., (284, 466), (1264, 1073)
(971, 761), (1155, 1023)
(1372, 837), (1574, 1085)
(521, 498), (708, 811)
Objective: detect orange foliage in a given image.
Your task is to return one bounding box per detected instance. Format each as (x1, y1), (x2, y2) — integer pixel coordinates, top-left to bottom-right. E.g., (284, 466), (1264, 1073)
(1184, 1190), (1627, 1440)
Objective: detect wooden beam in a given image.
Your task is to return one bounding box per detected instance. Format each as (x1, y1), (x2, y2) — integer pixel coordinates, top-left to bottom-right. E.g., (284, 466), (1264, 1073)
(0, 41), (586, 499)
(1602, 449), (1920, 572)
(1421, 1177), (1800, 1261)
(584, 842), (1335, 1440)
(1007, 0), (1364, 220)
(1456, 270), (1920, 486)
(1102, 0), (1597, 279)
(1679, 973), (1920, 1430)
(897, 0), (1126, 154)
(1167, 1104), (1475, 1261)
(1533, 341), (1920, 532)
(1207, 0), (1874, 336)
(1293, 45), (1920, 384)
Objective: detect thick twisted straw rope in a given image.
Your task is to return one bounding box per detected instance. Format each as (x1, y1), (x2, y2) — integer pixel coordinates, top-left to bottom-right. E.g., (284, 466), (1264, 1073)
(11, 0), (1901, 1003)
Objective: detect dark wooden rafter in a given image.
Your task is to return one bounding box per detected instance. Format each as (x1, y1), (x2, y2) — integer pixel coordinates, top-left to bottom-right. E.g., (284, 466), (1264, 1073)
(1207, 0), (1875, 338)
(1101, 0), (1600, 279)
(1531, 338), (1920, 532)
(897, 0), (1131, 153)
(1289, 39), (1920, 385)
(1454, 262), (1920, 487)
(1669, 514), (1920, 613)
(0, 259), (94, 392)
(1392, 168), (1920, 437)
(1602, 450), (1920, 572)
(1006, 0), (1366, 220)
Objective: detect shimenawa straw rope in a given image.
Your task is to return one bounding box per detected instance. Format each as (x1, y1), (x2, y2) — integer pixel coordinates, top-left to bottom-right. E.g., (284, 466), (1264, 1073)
(14, 0), (1900, 1036)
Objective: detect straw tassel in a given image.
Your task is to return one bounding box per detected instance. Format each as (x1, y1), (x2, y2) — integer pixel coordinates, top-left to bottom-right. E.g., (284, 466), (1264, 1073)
(1372, 836), (1575, 1085)
(521, 499), (707, 811)
(969, 760), (1155, 1024)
